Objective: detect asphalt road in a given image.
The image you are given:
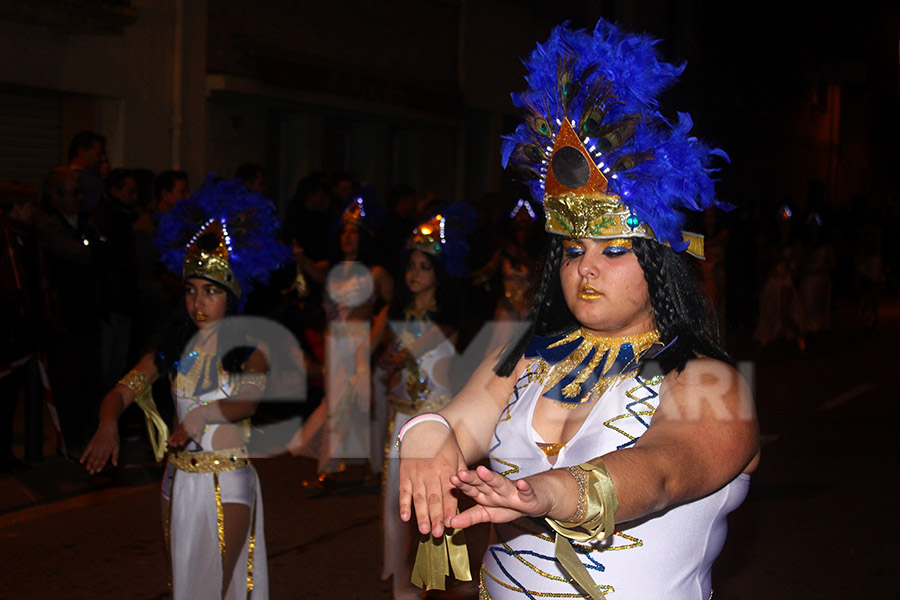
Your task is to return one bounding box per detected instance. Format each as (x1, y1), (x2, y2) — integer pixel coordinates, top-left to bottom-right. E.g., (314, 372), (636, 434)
(2, 301), (898, 599)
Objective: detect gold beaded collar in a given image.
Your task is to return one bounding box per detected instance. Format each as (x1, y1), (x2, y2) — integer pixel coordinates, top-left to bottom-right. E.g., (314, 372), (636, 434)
(527, 328), (665, 407)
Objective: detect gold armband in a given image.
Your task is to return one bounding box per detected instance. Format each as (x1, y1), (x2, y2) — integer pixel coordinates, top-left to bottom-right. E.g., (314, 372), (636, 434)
(231, 370), (268, 396)
(547, 458), (619, 542)
(119, 369), (169, 462)
(545, 458), (619, 600)
(118, 369), (150, 396)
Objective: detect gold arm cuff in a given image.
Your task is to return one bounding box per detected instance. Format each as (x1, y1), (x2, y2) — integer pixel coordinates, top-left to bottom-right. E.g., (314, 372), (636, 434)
(546, 458), (619, 542)
(411, 527), (472, 591)
(544, 458), (618, 600)
(118, 369), (150, 396)
(121, 369), (169, 462)
(168, 447), (250, 473)
(230, 370), (268, 396)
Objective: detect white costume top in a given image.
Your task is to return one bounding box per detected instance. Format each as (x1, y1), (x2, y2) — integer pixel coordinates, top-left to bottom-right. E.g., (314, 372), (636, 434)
(481, 361), (749, 600)
(163, 355), (268, 600)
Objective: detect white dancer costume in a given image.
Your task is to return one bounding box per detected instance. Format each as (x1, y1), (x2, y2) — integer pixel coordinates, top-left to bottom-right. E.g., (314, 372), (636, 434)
(162, 353), (268, 600)
(296, 262), (376, 472)
(381, 313), (456, 589)
(480, 360), (749, 600)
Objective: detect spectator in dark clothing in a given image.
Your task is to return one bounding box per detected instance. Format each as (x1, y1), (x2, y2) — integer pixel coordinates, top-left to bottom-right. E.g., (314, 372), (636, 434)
(35, 167), (103, 458)
(92, 169), (141, 390)
(0, 181), (48, 472)
(380, 184), (419, 276)
(67, 131), (107, 213)
(236, 163), (269, 197)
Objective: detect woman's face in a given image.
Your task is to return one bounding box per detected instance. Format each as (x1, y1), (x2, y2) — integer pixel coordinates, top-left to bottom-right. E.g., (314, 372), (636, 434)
(405, 249), (437, 296)
(340, 224), (360, 258)
(184, 278), (228, 328)
(559, 238), (655, 337)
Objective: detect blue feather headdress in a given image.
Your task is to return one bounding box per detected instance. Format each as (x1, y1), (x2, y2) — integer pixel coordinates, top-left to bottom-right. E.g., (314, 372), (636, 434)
(502, 20), (728, 256)
(407, 204), (475, 278)
(155, 175), (291, 310)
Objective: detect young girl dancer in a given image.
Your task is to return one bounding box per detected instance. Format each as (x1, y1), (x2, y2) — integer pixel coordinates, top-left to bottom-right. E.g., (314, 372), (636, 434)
(380, 208), (471, 599)
(81, 176), (288, 599)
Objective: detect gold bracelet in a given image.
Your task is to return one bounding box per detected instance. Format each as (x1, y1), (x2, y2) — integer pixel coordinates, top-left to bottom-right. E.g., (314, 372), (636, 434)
(547, 458), (619, 541)
(118, 369), (150, 396)
(561, 465), (589, 524)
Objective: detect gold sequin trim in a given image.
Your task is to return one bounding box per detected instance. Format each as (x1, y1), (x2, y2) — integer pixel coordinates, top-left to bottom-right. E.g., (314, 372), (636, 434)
(538, 442), (566, 457)
(481, 564), (601, 598)
(561, 465), (588, 523)
(479, 568), (492, 600)
(168, 447), (251, 473)
(246, 492), (257, 598)
(231, 370), (268, 397)
(533, 329), (660, 407)
(175, 351), (221, 398)
(118, 369), (150, 396)
(388, 393), (452, 415)
(214, 471), (225, 558)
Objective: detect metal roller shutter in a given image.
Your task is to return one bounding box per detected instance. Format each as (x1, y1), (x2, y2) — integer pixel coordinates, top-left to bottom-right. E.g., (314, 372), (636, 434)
(0, 90), (61, 189)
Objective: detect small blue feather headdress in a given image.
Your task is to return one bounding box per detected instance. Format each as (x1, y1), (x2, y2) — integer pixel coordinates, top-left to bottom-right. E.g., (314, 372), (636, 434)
(407, 203), (476, 278)
(502, 20), (728, 256)
(155, 175), (291, 310)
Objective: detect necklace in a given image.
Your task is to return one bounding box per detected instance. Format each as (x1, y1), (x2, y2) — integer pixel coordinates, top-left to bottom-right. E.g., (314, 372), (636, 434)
(529, 328), (665, 408)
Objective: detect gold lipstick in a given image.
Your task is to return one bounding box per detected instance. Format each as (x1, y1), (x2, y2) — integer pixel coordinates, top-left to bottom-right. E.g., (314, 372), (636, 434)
(578, 285), (601, 300)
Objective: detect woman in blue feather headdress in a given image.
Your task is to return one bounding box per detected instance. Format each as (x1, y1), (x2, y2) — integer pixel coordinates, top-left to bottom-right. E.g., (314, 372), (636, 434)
(80, 176), (289, 599)
(397, 20), (759, 600)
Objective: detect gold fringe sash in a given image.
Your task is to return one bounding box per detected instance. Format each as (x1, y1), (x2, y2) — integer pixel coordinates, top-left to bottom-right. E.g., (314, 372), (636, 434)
(119, 370), (170, 462)
(411, 526), (472, 591)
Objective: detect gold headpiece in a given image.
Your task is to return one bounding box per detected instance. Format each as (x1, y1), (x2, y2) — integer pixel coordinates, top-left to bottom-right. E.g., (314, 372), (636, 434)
(408, 213), (446, 258)
(182, 217), (241, 297)
(341, 196), (370, 231)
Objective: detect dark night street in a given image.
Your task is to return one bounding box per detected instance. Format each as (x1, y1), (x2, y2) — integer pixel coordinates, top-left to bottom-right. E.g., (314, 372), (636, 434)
(1, 299), (898, 599)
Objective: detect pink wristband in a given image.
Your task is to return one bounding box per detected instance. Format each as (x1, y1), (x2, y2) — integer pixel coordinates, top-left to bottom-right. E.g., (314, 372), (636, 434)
(395, 413), (451, 451)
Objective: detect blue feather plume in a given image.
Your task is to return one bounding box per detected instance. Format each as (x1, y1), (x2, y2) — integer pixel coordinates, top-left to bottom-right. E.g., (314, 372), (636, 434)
(503, 20), (729, 249)
(155, 174), (291, 310)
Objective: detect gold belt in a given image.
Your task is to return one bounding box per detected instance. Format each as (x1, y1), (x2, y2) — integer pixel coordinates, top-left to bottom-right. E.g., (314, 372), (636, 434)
(167, 447), (250, 473)
(388, 393), (451, 415)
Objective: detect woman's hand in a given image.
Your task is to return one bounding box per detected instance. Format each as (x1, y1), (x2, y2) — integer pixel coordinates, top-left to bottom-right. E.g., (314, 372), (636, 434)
(80, 421), (120, 474)
(350, 365), (372, 410)
(447, 465), (559, 528)
(398, 421), (467, 538)
(167, 406), (206, 449)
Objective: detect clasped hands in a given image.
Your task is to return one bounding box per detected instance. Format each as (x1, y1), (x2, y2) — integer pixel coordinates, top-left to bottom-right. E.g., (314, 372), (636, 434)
(398, 425), (566, 537)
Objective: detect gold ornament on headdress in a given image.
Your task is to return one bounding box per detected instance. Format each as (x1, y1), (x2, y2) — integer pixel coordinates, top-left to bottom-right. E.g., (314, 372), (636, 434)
(543, 118), (656, 241)
(182, 217), (241, 297)
(541, 119), (706, 257)
(341, 196), (369, 231)
(408, 213), (446, 258)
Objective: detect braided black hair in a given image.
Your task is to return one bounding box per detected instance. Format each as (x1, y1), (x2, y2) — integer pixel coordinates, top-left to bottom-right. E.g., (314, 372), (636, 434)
(494, 236), (577, 376)
(493, 236), (730, 377)
(632, 238), (731, 372)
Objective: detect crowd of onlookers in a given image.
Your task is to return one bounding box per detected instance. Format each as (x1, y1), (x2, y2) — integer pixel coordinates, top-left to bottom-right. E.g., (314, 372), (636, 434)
(1, 129), (896, 473)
